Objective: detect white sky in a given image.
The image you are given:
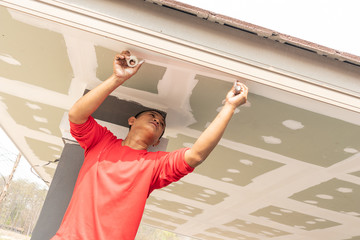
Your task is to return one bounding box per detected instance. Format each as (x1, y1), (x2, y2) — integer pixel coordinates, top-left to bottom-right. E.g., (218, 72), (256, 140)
(177, 0), (360, 56)
(0, 127), (48, 189)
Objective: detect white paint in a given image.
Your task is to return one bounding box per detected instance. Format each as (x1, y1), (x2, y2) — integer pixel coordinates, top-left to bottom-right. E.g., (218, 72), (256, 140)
(242, 101), (251, 108)
(194, 197), (205, 202)
(48, 146), (61, 151)
(304, 200), (318, 205)
(33, 115), (48, 123)
(344, 148), (358, 154)
(316, 194), (334, 200)
(262, 136), (282, 144)
(337, 187), (353, 193)
(178, 209), (192, 214)
(0, 77), (74, 110)
(157, 69), (198, 128)
(199, 193), (210, 198)
(239, 159), (253, 166)
(39, 127), (51, 134)
(0, 54), (21, 66)
(26, 102), (42, 110)
(227, 169), (240, 173)
(185, 205), (195, 210)
(261, 231), (274, 236)
(294, 225), (306, 229)
(270, 211), (282, 216)
(203, 189), (216, 195)
(282, 119), (304, 130)
(280, 209), (293, 213)
(221, 177), (233, 182)
(345, 212), (360, 217)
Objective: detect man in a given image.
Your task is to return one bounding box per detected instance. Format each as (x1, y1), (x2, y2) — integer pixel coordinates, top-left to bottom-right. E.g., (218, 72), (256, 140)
(51, 51), (248, 240)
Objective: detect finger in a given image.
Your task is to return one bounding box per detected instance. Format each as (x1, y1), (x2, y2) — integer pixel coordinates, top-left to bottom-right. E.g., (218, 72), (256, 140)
(121, 50), (131, 57)
(115, 54), (125, 61)
(242, 84), (249, 95)
(115, 53), (129, 67)
(238, 83), (247, 93)
(133, 59), (145, 71)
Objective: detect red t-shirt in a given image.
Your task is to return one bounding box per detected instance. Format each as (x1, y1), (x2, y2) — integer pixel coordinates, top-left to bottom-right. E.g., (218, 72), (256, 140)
(51, 116), (194, 240)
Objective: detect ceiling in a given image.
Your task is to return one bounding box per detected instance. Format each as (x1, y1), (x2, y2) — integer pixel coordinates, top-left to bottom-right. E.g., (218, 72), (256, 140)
(1, 0), (360, 239)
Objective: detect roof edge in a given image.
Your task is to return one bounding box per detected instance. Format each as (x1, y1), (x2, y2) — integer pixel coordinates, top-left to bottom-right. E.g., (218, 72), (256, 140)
(146, 0), (360, 67)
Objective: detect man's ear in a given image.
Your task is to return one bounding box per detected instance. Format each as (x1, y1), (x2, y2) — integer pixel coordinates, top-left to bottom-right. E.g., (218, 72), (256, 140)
(128, 116), (136, 126)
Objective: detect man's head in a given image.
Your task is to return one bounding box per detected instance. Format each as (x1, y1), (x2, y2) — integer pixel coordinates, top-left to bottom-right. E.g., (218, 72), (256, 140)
(128, 109), (166, 146)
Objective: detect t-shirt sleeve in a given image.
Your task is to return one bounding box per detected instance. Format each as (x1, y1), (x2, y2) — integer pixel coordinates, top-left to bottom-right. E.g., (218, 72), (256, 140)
(69, 116), (111, 152)
(149, 148), (194, 195)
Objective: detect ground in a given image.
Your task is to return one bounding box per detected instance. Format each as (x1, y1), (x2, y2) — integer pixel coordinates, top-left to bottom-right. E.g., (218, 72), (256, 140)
(0, 229), (30, 240)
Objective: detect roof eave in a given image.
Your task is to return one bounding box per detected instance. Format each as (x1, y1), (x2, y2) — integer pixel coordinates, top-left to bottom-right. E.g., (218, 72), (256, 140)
(146, 0), (360, 67)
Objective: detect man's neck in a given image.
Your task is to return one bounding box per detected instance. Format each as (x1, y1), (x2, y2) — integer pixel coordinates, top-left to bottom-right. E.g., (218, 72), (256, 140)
(121, 134), (149, 150)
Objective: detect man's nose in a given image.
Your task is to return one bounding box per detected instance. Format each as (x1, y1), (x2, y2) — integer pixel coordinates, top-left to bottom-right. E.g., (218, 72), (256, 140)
(153, 118), (159, 125)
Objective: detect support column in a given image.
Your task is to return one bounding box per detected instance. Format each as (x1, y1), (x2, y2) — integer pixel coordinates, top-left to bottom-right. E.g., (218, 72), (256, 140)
(31, 142), (84, 240)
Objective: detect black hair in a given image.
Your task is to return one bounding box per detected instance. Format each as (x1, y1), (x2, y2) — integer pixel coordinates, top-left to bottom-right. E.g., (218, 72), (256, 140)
(134, 109), (166, 122)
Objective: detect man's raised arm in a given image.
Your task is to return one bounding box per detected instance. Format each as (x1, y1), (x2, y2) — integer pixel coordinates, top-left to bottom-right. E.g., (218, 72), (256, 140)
(68, 51), (144, 124)
(185, 83), (248, 168)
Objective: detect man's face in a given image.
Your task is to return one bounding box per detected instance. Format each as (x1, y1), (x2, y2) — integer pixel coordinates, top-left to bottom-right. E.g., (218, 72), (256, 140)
(130, 111), (166, 144)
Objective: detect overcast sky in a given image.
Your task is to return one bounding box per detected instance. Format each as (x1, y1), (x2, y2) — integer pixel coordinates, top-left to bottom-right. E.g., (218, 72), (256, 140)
(0, 127), (48, 188)
(177, 0), (360, 56)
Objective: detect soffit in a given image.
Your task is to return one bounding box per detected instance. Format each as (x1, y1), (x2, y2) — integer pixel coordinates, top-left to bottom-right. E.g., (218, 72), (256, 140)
(0, 1), (360, 240)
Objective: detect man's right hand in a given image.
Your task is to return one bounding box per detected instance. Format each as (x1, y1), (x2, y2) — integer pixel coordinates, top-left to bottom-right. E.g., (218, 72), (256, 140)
(113, 51), (144, 83)
(69, 51), (144, 124)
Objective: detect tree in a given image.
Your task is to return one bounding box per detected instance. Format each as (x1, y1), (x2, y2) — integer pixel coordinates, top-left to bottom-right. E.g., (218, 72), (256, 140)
(0, 153), (21, 203)
(0, 178), (47, 235)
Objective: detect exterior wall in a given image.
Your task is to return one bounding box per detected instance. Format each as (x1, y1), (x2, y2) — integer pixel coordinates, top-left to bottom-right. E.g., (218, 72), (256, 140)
(31, 142), (84, 240)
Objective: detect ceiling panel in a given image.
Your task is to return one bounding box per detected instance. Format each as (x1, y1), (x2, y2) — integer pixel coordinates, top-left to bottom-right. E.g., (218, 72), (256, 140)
(0, 7), (73, 94)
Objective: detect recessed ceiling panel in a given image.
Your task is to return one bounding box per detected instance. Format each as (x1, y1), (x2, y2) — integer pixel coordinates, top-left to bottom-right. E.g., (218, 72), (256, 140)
(290, 178), (360, 217)
(0, 7), (73, 94)
(159, 180), (228, 205)
(350, 171), (360, 178)
(25, 137), (62, 175)
(146, 196), (203, 217)
(251, 205), (341, 230)
(1, 93), (64, 136)
(224, 219), (290, 238)
(166, 134), (284, 187)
